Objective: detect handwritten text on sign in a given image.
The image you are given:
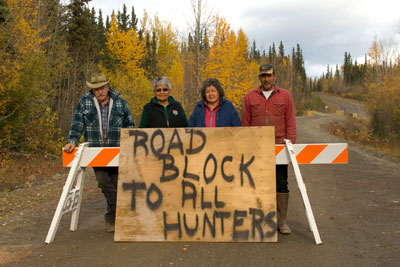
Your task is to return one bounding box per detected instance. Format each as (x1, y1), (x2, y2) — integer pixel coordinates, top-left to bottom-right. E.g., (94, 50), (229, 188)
(115, 127), (277, 242)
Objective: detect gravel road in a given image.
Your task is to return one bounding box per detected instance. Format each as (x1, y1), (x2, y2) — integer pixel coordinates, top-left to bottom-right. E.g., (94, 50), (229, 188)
(1, 102), (399, 266)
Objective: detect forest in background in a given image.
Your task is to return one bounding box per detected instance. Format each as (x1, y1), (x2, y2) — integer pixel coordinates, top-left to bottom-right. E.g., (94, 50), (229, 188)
(315, 34), (400, 143)
(0, 0), (320, 156)
(1, 0), (399, 159)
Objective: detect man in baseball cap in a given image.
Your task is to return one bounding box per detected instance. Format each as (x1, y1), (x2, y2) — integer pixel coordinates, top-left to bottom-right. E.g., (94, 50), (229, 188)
(242, 63), (297, 235)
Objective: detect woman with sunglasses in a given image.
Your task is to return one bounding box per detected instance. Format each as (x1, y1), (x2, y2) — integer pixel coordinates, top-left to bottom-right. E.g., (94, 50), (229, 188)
(188, 78), (241, 127)
(139, 76), (187, 128)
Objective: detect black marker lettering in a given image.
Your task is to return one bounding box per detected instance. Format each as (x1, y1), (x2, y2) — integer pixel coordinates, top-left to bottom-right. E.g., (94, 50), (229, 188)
(221, 156), (234, 182)
(159, 154), (179, 182)
(186, 129), (206, 154)
(240, 155), (255, 188)
(214, 186), (225, 208)
(146, 183), (163, 210)
(130, 130), (148, 156)
(168, 129), (184, 155)
(264, 211), (277, 238)
(201, 187), (212, 209)
(163, 212), (182, 240)
(122, 180), (146, 210)
(249, 208), (264, 241)
(215, 211), (231, 235)
(150, 129), (165, 158)
(202, 212), (216, 238)
(203, 153), (217, 184)
(233, 210), (249, 240)
(182, 180), (197, 209)
(183, 213), (199, 237)
(183, 156), (199, 181)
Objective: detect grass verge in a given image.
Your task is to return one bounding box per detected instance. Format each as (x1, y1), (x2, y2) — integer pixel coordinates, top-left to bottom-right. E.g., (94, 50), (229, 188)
(328, 116), (400, 160)
(0, 152), (67, 192)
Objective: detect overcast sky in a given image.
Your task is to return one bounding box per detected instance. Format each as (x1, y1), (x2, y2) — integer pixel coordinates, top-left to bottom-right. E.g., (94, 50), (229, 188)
(83, 0), (400, 77)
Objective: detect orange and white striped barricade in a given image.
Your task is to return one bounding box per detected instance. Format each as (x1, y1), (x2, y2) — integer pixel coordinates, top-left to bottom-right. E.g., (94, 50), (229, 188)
(61, 143), (348, 168)
(46, 142), (348, 244)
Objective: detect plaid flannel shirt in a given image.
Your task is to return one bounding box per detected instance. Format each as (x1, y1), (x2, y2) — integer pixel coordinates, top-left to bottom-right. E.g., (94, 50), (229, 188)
(67, 88), (135, 147)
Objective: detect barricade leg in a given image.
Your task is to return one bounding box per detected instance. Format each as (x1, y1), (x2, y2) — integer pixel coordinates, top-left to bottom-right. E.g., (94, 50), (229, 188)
(70, 167), (86, 231)
(45, 143), (88, 244)
(284, 139), (322, 245)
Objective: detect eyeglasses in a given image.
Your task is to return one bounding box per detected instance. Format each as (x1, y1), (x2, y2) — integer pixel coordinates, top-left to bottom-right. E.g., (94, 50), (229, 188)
(156, 88), (169, 92)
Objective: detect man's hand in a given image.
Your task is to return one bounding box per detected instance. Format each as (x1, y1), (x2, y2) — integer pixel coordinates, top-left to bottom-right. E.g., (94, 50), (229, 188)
(63, 143), (76, 153)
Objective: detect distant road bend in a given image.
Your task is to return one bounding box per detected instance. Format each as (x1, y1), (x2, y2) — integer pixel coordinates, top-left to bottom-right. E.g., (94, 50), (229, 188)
(318, 92), (368, 120)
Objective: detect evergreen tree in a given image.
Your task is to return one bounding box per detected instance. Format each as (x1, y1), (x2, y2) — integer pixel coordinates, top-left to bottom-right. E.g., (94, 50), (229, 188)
(326, 64), (331, 79)
(0, 0), (9, 23)
(278, 40), (284, 58)
(150, 31), (158, 77)
(272, 42), (276, 57)
(142, 31), (158, 79)
(334, 64), (340, 80)
(64, 0), (100, 112)
(96, 9), (112, 70)
(268, 45), (273, 60)
(118, 4), (129, 31)
(90, 7), (96, 25)
(250, 40), (260, 60)
(130, 6), (138, 30)
(65, 0), (98, 59)
(97, 9), (105, 32)
(105, 15), (110, 30)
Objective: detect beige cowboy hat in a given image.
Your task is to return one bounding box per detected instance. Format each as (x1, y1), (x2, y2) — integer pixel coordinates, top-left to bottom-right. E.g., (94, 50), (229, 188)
(86, 72), (111, 88)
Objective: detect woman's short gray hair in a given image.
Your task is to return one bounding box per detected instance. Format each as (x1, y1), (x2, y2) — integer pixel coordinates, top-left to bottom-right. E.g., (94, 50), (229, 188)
(152, 76), (171, 91)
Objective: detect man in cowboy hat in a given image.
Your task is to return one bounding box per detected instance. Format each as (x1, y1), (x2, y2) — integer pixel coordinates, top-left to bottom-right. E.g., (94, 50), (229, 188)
(241, 63), (297, 235)
(64, 72), (135, 232)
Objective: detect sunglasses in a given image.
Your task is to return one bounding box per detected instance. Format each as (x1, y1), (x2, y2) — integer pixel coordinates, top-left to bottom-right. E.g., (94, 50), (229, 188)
(156, 88), (169, 92)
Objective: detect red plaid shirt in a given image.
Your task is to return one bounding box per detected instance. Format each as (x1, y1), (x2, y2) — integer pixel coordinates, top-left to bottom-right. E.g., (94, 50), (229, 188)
(241, 85), (297, 144)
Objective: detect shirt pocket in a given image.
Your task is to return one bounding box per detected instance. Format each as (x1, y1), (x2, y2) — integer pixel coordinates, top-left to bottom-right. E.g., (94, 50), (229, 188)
(110, 109), (124, 127)
(250, 103), (263, 117)
(83, 108), (98, 126)
(272, 101), (285, 116)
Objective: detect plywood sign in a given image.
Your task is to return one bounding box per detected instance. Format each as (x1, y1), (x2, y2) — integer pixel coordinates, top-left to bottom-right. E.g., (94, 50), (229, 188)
(115, 127), (277, 242)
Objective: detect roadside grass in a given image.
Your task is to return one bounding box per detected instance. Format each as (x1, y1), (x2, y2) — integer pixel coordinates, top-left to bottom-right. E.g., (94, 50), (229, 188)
(328, 116), (400, 159)
(0, 152), (67, 192)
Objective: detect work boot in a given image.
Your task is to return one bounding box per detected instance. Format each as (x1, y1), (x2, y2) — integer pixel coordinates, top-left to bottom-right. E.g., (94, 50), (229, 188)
(105, 221), (115, 233)
(277, 192), (291, 235)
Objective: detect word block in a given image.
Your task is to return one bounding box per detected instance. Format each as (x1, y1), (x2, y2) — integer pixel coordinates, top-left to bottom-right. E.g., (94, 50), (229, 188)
(115, 127), (277, 242)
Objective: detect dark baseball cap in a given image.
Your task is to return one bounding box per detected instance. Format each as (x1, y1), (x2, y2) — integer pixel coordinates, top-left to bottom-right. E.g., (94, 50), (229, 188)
(259, 64), (275, 75)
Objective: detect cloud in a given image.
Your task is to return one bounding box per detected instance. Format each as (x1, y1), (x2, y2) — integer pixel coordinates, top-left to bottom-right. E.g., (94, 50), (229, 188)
(88, 0), (400, 77)
(233, 0), (400, 76)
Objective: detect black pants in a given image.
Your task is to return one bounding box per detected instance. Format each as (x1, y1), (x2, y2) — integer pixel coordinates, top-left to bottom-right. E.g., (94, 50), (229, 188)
(276, 165), (289, 193)
(93, 167), (119, 223)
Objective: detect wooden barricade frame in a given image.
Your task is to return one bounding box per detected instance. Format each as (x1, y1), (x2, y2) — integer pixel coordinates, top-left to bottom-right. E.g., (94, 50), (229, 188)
(45, 127), (348, 245)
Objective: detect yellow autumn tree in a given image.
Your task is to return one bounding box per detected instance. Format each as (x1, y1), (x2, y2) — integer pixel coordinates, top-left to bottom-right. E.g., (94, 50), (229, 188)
(0, 0), (62, 153)
(205, 17), (257, 111)
(366, 36), (400, 139)
(147, 15), (184, 104)
(102, 13), (152, 121)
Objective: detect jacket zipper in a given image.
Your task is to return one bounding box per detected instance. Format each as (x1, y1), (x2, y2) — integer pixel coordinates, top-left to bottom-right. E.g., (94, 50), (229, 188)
(166, 106), (170, 127)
